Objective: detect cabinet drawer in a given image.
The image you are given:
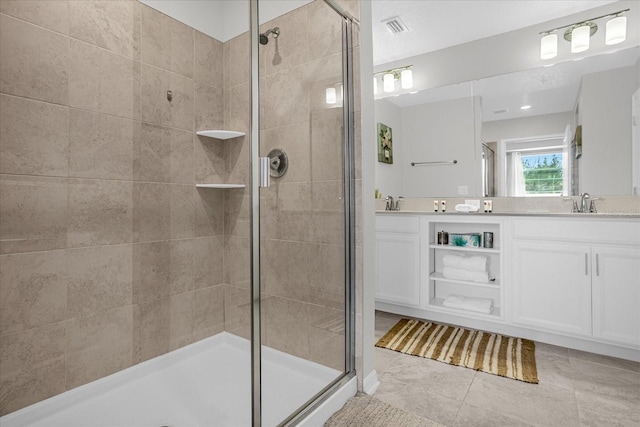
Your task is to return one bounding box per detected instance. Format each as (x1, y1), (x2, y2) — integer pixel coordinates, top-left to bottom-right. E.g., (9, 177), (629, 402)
(376, 214), (420, 233)
(511, 218), (640, 245)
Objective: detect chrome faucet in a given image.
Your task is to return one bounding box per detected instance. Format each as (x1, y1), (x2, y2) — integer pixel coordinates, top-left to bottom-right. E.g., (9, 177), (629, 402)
(580, 192), (590, 213)
(385, 196), (403, 211)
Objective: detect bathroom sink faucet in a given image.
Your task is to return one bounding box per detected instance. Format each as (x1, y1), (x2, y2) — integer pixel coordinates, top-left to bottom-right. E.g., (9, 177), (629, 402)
(385, 196), (403, 211)
(579, 193), (591, 213)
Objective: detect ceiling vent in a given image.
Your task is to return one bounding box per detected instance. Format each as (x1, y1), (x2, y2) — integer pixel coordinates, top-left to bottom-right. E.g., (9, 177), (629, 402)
(382, 16), (408, 34)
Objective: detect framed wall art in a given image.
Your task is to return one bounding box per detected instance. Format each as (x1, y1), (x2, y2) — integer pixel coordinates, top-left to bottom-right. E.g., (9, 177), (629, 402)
(377, 122), (393, 164)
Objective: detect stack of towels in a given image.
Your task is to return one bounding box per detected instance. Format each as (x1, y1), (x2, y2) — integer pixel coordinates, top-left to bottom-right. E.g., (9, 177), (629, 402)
(442, 253), (490, 283)
(443, 294), (493, 314)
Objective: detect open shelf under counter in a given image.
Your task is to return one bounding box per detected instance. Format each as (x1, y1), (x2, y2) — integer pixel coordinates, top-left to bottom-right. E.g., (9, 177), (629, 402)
(428, 297), (502, 319)
(196, 184), (246, 189)
(429, 243), (500, 254)
(429, 272), (500, 289)
(196, 130), (245, 140)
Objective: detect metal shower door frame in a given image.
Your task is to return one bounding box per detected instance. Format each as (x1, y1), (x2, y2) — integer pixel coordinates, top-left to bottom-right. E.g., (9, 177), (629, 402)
(249, 0), (357, 425)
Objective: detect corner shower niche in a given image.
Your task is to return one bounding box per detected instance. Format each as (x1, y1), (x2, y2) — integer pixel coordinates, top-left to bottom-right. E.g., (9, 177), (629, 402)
(196, 130), (246, 189)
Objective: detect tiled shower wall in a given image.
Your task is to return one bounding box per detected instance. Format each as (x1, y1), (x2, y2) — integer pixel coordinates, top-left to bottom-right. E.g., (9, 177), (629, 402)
(0, 0), (227, 415)
(0, 0), (362, 417)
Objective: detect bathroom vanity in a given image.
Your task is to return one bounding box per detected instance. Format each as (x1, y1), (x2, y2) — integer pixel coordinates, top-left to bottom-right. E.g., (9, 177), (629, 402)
(375, 211), (640, 361)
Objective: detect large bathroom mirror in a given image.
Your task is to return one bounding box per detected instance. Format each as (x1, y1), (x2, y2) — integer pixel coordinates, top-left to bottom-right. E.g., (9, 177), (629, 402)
(373, 1), (640, 198)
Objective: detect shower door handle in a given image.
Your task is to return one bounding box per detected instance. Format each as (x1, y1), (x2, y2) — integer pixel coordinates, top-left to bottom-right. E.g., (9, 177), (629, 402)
(259, 157), (271, 188)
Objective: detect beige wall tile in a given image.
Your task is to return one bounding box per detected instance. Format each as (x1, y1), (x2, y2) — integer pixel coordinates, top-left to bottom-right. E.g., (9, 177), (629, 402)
(263, 296), (309, 359)
(0, 95), (69, 176)
(195, 30), (223, 88)
(193, 236), (224, 290)
(260, 67), (309, 129)
(226, 134), (249, 186)
(133, 239), (193, 304)
(0, 14), (68, 105)
(133, 183), (193, 242)
(193, 187), (224, 237)
(0, 250), (68, 335)
(260, 122), (311, 183)
(194, 134), (226, 185)
(66, 306), (133, 389)
(303, 53), (343, 113)
(132, 291), (195, 363)
(193, 284), (224, 341)
(67, 244), (133, 319)
(310, 109), (344, 182)
(226, 235), (250, 289)
(308, 304), (345, 371)
(135, 123), (193, 184)
(306, 0), (343, 61)
(0, 0), (69, 34)
(67, 179), (133, 247)
(227, 32), (249, 88)
(140, 63), (194, 131)
(224, 285), (251, 340)
(260, 181), (311, 242)
(262, 239), (310, 302)
(227, 83), (250, 134)
(133, 296), (170, 363)
(140, 5), (193, 78)
(310, 180), (345, 245)
(224, 190), (250, 238)
(308, 243), (345, 310)
(70, 0), (136, 58)
(68, 39), (137, 119)
(259, 6), (308, 78)
(194, 82), (224, 132)
(0, 175), (67, 255)
(0, 323), (66, 416)
(69, 109), (134, 180)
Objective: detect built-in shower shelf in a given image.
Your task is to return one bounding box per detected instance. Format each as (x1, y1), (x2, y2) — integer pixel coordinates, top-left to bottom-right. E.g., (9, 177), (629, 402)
(196, 130), (245, 140)
(196, 184), (246, 189)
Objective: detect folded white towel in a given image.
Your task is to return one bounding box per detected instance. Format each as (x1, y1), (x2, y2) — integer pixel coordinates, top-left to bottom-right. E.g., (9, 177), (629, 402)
(442, 253), (488, 273)
(442, 294), (493, 314)
(442, 267), (490, 283)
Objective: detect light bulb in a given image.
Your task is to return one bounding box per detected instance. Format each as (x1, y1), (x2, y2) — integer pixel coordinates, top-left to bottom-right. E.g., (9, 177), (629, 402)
(325, 87), (336, 104)
(383, 73), (394, 93)
(401, 69), (413, 89)
(571, 25), (590, 53)
(540, 33), (557, 59)
(606, 16), (626, 45)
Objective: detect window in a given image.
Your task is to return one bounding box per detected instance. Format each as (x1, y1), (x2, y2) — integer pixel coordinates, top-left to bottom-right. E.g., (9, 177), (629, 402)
(521, 152), (564, 195)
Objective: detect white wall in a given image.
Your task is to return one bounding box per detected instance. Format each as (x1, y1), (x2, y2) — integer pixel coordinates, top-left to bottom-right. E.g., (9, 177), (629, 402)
(374, 99), (404, 198)
(140, 0), (313, 42)
(483, 112), (574, 143)
(579, 64), (639, 195)
(401, 97), (480, 197)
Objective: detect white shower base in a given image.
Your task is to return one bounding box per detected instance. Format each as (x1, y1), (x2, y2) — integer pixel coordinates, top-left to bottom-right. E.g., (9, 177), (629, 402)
(1, 332), (351, 427)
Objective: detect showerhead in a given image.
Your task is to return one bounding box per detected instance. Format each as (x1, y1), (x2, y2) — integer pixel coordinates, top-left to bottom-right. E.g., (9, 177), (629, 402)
(259, 27), (280, 45)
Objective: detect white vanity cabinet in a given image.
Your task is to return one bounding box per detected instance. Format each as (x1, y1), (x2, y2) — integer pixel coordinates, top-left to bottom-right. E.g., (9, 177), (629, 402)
(375, 214), (424, 308)
(509, 218), (640, 348)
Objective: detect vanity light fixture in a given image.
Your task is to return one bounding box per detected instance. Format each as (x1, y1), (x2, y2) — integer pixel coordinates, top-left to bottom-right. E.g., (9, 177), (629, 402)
(374, 65), (414, 95)
(538, 8), (629, 59)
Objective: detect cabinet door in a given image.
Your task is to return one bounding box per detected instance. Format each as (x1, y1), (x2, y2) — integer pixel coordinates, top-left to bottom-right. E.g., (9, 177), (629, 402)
(592, 246), (640, 347)
(512, 241), (592, 336)
(375, 232), (421, 307)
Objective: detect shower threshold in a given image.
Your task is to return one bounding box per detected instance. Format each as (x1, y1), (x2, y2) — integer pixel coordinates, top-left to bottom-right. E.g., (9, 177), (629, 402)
(1, 333), (341, 427)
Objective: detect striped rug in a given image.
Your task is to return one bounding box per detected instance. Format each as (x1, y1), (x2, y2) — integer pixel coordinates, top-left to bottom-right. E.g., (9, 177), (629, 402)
(375, 318), (538, 384)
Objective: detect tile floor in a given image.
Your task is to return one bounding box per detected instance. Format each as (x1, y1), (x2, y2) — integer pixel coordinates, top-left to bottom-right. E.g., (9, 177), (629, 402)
(373, 311), (640, 426)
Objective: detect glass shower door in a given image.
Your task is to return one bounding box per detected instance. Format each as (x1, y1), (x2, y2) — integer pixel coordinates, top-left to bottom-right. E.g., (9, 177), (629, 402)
(253, 0), (354, 425)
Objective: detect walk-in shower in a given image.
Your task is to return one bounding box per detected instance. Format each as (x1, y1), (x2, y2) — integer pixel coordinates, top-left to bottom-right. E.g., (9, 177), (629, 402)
(0, 0), (359, 425)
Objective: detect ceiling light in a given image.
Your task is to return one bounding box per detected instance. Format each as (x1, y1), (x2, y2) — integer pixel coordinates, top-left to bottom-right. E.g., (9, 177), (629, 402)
(606, 15), (626, 45)
(571, 24), (591, 53)
(401, 69), (413, 89)
(383, 73), (395, 93)
(520, 105), (532, 110)
(540, 33), (557, 59)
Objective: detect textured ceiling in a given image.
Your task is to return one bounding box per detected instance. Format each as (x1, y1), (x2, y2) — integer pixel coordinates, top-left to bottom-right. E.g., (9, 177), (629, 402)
(371, 0), (618, 65)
